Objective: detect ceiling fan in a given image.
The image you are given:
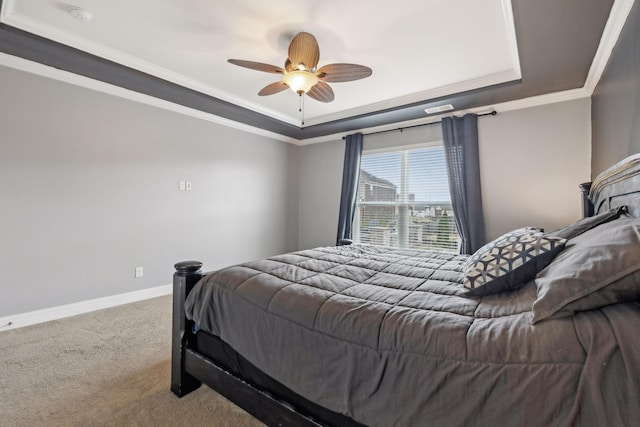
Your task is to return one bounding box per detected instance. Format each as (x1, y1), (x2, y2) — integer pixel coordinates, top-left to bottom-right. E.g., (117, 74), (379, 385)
(228, 32), (372, 103)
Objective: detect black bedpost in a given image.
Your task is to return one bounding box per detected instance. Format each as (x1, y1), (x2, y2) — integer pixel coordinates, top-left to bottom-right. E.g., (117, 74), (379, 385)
(579, 182), (594, 218)
(171, 260), (204, 397)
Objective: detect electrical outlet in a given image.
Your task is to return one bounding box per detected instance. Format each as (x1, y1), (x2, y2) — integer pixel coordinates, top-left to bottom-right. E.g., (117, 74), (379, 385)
(135, 267), (143, 278)
(186, 181), (192, 191)
(179, 181), (186, 191)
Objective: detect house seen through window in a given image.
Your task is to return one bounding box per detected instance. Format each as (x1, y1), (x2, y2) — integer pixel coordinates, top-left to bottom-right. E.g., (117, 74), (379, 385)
(353, 144), (460, 251)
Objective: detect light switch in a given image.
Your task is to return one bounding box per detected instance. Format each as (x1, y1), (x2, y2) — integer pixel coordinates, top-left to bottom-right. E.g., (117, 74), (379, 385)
(179, 181), (186, 191)
(186, 181), (192, 191)
(135, 267), (143, 278)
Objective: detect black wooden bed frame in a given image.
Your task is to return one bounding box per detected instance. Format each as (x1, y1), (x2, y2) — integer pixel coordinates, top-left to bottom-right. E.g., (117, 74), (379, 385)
(171, 261), (356, 427)
(171, 167), (635, 426)
(171, 260), (333, 426)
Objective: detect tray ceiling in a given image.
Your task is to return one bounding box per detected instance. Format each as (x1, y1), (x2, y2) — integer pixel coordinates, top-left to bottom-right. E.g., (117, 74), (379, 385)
(0, 0), (618, 140)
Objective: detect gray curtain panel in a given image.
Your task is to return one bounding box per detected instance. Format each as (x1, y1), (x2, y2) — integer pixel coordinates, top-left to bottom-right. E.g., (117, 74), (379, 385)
(441, 114), (486, 254)
(336, 133), (363, 245)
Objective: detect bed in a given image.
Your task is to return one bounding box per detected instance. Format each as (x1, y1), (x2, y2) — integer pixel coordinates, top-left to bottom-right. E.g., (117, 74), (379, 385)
(171, 154), (640, 427)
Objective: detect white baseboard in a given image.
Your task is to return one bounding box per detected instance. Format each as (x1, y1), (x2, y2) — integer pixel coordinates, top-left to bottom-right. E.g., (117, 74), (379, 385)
(0, 284), (172, 331)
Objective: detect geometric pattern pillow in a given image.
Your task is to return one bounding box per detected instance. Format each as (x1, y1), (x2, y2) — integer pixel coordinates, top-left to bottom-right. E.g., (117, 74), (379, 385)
(463, 227), (567, 296)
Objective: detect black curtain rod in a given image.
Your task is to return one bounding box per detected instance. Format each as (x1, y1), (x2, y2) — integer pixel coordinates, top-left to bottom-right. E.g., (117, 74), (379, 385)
(342, 110), (497, 139)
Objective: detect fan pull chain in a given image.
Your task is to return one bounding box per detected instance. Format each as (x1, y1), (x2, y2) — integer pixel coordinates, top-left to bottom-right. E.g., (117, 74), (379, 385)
(299, 93), (305, 126)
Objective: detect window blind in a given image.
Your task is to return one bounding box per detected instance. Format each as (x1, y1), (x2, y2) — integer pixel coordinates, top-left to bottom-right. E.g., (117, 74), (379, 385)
(353, 144), (460, 251)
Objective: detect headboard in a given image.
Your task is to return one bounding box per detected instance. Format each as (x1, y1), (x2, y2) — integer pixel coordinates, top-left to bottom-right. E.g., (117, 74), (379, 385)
(582, 153), (640, 218)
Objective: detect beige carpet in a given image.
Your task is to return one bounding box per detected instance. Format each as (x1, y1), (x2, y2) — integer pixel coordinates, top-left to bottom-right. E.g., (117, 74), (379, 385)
(0, 295), (264, 427)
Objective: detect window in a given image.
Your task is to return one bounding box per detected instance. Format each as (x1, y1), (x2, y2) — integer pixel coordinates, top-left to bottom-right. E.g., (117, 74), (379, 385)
(353, 143), (460, 251)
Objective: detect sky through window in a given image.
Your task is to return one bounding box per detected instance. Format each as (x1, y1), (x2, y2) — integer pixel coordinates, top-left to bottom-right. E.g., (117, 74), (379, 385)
(360, 146), (451, 203)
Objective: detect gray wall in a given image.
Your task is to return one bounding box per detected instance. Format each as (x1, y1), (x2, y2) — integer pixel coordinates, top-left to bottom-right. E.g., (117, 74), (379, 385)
(0, 64), (592, 317)
(591, 0), (640, 177)
(297, 99), (591, 248)
(297, 139), (344, 250)
(0, 65), (298, 317)
(478, 99), (591, 240)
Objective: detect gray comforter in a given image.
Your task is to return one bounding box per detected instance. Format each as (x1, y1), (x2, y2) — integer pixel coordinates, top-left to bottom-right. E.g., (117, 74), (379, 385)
(185, 245), (640, 427)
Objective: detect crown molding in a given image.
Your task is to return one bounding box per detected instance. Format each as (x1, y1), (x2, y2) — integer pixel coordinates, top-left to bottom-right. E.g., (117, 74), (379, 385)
(0, 52), (298, 144)
(301, 0), (522, 127)
(1, 3), (303, 126)
(491, 88), (590, 113)
(0, 49), (594, 147)
(0, 0), (627, 145)
(501, 0), (522, 79)
(584, 0), (635, 94)
(1, 0), (523, 128)
(301, 69), (521, 127)
(298, 88), (590, 145)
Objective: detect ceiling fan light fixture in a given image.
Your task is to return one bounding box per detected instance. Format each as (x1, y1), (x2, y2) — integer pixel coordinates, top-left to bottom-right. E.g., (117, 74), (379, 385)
(283, 71), (318, 94)
(228, 32), (370, 106)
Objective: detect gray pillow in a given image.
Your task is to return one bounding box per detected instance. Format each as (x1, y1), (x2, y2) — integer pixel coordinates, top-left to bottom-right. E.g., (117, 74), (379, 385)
(532, 217), (640, 323)
(546, 206), (626, 240)
(463, 227), (566, 296)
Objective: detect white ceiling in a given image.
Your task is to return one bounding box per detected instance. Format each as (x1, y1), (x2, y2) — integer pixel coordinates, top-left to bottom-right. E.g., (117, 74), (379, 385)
(1, 0), (521, 127)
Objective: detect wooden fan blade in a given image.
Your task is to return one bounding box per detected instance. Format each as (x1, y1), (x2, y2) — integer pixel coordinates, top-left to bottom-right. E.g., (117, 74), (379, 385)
(288, 32), (320, 71)
(284, 58), (294, 72)
(258, 81), (289, 96)
(228, 59), (284, 74)
(315, 63), (373, 82)
(306, 81), (334, 103)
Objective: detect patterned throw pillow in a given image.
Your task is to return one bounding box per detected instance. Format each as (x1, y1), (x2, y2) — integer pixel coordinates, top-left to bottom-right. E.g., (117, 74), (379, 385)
(464, 228), (566, 296)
